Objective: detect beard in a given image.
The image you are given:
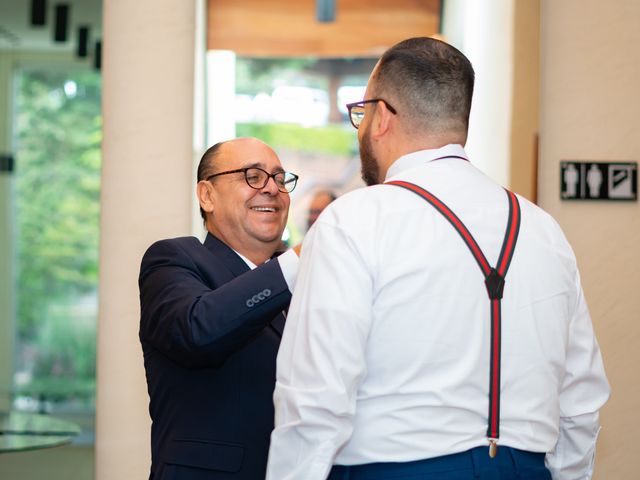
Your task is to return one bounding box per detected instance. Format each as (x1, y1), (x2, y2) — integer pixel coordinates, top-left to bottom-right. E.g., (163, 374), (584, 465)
(359, 127), (381, 186)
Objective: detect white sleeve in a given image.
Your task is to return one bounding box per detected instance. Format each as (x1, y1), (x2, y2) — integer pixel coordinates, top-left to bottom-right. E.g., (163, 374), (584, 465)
(266, 219), (372, 480)
(545, 270), (610, 479)
(545, 412), (601, 479)
(276, 248), (299, 292)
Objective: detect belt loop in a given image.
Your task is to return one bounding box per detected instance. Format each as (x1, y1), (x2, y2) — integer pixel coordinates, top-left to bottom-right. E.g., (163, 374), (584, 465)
(342, 465), (351, 480)
(470, 447), (481, 479)
(506, 447), (521, 479)
(328, 466), (350, 480)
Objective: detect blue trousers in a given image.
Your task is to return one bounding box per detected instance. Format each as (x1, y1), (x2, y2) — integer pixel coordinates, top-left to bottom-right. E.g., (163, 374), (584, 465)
(327, 446), (551, 480)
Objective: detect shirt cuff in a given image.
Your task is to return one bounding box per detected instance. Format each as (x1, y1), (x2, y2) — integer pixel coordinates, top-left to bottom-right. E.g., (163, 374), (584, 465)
(277, 249), (299, 292)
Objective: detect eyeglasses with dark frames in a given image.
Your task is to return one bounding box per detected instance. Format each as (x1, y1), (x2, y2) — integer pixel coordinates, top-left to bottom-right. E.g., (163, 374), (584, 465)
(207, 167), (299, 193)
(345, 98), (397, 129)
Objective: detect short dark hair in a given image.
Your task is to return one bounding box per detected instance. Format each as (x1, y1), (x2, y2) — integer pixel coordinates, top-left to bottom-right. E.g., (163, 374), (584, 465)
(372, 37), (475, 138)
(313, 189), (337, 202)
(197, 141), (225, 221)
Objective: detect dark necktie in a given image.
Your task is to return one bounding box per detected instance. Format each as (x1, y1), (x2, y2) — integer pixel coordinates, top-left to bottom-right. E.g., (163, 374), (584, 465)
(270, 310), (287, 337)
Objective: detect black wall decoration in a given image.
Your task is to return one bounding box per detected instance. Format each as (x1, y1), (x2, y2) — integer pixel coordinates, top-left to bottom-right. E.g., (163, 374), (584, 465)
(54, 4), (69, 42)
(31, 0), (47, 27)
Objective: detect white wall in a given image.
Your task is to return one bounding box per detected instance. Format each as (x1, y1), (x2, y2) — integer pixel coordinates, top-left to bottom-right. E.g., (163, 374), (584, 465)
(539, 1), (640, 477)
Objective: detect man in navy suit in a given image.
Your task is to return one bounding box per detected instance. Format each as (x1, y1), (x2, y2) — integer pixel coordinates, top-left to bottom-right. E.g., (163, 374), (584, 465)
(139, 137), (300, 479)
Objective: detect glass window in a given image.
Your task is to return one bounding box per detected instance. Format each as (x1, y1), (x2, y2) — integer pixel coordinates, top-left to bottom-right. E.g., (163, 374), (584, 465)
(12, 67), (101, 444)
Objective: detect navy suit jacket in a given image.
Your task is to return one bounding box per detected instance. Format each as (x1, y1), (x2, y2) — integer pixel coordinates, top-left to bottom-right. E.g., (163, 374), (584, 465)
(139, 233), (292, 479)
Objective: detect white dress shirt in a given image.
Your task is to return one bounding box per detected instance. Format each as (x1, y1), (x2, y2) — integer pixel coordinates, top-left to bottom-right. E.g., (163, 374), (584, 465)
(266, 144), (610, 480)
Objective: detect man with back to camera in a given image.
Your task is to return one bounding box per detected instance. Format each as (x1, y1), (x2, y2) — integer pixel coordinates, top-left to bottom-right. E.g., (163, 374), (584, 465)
(266, 37), (610, 480)
(139, 137), (299, 479)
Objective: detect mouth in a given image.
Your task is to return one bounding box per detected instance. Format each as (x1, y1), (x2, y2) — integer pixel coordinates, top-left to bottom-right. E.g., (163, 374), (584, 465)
(250, 206), (278, 213)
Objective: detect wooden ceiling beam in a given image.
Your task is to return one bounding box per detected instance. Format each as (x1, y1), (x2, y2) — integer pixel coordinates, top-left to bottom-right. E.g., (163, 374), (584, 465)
(208, 0), (441, 57)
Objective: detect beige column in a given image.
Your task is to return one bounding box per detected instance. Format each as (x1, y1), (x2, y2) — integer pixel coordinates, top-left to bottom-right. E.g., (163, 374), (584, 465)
(96, 1), (196, 478)
(539, 1), (640, 477)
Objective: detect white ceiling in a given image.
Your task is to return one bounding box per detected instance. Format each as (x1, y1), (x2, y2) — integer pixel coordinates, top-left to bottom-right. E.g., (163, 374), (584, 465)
(0, 0), (102, 52)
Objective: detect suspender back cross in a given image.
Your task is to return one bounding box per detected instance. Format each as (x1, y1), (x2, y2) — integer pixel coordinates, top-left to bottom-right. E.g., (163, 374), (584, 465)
(386, 180), (521, 458)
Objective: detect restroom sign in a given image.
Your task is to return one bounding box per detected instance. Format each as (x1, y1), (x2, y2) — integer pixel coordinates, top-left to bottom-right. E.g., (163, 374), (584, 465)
(560, 161), (637, 201)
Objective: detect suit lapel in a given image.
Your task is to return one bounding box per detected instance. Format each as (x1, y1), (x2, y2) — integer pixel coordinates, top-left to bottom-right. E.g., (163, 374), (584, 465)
(203, 233), (251, 277)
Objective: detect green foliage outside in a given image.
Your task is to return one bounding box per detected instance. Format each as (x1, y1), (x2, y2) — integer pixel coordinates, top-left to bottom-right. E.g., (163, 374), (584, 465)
(14, 68), (101, 397)
(236, 57), (322, 95)
(236, 122), (357, 156)
(234, 57), (362, 156)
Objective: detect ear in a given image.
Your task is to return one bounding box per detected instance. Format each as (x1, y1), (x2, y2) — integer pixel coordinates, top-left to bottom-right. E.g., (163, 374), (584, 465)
(197, 180), (215, 216)
(370, 100), (394, 140)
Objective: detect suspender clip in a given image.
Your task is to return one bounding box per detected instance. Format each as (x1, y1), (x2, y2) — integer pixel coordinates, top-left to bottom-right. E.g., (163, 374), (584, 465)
(488, 438), (498, 458)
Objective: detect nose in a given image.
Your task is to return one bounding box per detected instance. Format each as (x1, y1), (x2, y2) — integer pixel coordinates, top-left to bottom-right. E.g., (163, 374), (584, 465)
(260, 175), (280, 195)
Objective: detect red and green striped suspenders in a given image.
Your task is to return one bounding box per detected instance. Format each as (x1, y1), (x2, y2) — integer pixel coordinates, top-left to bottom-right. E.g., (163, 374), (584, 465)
(386, 180), (521, 458)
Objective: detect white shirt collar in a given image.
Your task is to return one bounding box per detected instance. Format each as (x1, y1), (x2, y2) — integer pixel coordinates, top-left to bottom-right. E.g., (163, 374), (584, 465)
(385, 144), (467, 181)
(233, 250), (258, 270)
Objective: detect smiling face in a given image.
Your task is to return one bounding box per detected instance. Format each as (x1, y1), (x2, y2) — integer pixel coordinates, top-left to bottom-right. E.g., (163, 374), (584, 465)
(198, 138), (290, 264)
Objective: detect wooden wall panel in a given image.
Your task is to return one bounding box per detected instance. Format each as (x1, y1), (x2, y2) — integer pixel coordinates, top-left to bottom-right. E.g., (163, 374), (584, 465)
(208, 0), (440, 57)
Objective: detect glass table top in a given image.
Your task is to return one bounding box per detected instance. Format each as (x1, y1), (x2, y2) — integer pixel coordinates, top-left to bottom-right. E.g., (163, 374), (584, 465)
(0, 411), (80, 453)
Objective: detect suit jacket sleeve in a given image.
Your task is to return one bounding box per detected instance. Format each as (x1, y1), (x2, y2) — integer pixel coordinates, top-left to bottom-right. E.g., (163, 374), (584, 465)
(139, 237), (292, 368)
